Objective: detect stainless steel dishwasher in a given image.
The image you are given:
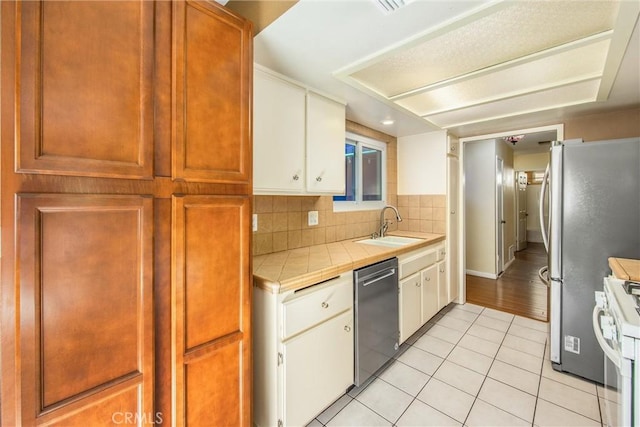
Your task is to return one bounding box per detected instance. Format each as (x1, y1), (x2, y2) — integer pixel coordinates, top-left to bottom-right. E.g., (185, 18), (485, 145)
(354, 257), (399, 386)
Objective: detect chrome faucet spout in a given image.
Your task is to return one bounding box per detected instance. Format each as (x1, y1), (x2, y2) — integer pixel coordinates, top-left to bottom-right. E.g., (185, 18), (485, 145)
(378, 205), (402, 238)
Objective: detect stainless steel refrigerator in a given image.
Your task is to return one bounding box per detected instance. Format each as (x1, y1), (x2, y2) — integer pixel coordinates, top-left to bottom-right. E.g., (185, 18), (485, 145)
(541, 137), (640, 383)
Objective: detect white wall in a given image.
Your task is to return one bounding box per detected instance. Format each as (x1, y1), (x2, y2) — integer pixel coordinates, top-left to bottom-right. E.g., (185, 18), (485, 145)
(514, 152), (549, 171)
(464, 140), (496, 277)
(397, 130), (447, 194)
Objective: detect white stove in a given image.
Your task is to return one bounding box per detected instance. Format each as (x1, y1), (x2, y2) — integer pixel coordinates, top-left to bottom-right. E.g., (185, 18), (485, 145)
(594, 276), (640, 426)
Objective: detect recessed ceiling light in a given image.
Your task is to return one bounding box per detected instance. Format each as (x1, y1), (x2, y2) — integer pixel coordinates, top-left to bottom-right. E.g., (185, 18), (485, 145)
(381, 119), (395, 125)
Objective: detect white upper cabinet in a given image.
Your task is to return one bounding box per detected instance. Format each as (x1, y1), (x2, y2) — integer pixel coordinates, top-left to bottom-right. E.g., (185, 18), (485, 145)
(253, 69), (306, 193)
(254, 66), (346, 195)
(306, 92), (346, 194)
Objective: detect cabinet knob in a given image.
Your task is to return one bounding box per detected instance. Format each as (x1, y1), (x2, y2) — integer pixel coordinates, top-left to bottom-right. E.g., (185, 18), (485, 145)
(451, 146), (456, 151)
(344, 325), (351, 332)
(426, 277), (430, 281)
(316, 176), (322, 182)
(292, 174), (299, 181)
(321, 302), (329, 309)
(416, 282), (421, 287)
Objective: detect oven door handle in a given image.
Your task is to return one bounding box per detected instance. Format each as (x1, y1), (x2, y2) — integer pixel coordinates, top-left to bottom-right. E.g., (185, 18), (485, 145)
(593, 305), (621, 369)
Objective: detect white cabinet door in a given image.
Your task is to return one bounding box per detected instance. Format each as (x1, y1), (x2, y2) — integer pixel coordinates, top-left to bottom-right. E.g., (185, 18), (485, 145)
(437, 260), (448, 309)
(283, 310), (354, 426)
(254, 69), (305, 193)
(421, 264), (438, 324)
(306, 92), (346, 194)
(399, 273), (422, 343)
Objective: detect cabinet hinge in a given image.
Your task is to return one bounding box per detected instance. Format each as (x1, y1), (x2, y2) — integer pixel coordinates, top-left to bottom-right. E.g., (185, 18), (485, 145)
(277, 352), (283, 366)
(278, 419), (283, 427)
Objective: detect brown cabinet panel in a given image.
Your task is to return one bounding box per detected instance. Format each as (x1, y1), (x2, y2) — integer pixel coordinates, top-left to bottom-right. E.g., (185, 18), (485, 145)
(16, 194), (153, 423)
(172, 195), (251, 425)
(185, 340), (246, 426)
(17, 1), (154, 179)
(173, 0), (252, 184)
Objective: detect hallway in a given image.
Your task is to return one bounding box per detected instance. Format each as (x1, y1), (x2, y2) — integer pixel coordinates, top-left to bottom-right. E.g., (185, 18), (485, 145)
(466, 243), (548, 322)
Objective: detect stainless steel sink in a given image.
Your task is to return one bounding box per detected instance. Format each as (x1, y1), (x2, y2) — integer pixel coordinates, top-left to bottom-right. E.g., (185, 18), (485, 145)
(356, 236), (423, 247)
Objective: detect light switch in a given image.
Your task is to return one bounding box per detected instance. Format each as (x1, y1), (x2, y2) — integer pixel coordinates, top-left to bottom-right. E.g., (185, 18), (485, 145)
(308, 211), (319, 226)
(252, 214), (258, 232)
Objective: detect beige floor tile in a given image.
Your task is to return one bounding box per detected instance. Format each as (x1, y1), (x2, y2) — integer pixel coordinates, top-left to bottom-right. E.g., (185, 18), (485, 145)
(502, 333), (545, 358)
(457, 333), (500, 358)
(478, 378), (536, 422)
(395, 399), (461, 427)
(356, 378), (413, 424)
(437, 314), (473, 333)
(541, 359), (597, 395)
(513, 315), (548, 332)
(466, 323), (506, 344)
(481, 307), (515, 323)
(447, 306), (480, 323)
(457, 303), (484, 314)
(434, 360), (485, 396)
(466, 399), (530, 427)
(447, 346), (493, 375)
(326, 399), (391, 427)
(474, 315), (511, 332)
(413, 334), (455, 359)
(425, 324), (465, 344)
(397, 346), (444, 376)
(496, 345), (543, 374)
(538, 377), (601, 421)
(417, 378), (475, 423)
(379, 360), (430, 396)
(534, 398), (601, 426)
(488, 359), (540, 395)
(508, 323), (548, 344)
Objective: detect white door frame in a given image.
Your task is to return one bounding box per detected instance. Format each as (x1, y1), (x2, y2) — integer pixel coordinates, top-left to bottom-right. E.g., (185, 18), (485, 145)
(496, 156), (505, 275)
(458, 124), (564, 303)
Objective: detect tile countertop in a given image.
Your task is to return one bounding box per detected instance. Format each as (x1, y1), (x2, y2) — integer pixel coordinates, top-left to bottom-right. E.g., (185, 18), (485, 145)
(253, 231), (445, 294)
(609, 257), (640, 282)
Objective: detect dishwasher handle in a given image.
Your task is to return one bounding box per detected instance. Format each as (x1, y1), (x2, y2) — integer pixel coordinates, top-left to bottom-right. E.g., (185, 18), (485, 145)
(360, 269), (396, 287)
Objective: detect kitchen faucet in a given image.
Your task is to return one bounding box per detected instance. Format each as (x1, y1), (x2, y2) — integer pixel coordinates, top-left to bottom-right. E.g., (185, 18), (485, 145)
(376, 205), (402, 238)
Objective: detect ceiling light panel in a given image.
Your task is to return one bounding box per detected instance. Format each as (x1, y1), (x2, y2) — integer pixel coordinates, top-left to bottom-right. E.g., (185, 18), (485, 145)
(348, 0), (618, 97)
(426, 79), (601, 128)
(396, 39), (610, 116)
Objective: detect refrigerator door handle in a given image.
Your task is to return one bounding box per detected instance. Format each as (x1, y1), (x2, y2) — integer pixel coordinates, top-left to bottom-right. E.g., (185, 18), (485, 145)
(540, 163), (550, 252)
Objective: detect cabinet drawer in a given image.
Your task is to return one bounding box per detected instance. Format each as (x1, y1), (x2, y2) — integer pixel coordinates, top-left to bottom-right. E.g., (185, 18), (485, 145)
(282, 274), (352, 339)
(399, 249), (437, 279)
(437, 245), (446, 261)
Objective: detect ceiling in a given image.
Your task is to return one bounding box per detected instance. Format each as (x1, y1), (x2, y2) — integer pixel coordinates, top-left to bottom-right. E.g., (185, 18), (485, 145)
(252, 0), (640, 141)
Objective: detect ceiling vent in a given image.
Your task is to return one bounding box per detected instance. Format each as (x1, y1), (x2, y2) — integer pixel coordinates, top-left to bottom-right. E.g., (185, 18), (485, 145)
(374, 0), (413, 14)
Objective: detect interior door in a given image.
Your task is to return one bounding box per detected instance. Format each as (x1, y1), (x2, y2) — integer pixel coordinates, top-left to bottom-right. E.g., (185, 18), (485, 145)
(496, 157), (505, 274)
(516, 171), (528, 251)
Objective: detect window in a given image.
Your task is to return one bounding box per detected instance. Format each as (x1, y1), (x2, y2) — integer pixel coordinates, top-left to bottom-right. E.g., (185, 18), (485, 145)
(333, 132), (387, 211)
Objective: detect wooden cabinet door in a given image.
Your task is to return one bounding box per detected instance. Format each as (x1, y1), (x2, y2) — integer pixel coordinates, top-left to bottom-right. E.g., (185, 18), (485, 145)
(15, 195), (154, 425)
(421, 264), (439, 324)
(306, 92), (346, 194)
(253, 68), (306, 193)
(399, 273), (422, 343)
(172, 0), (252, 184)
(283, 310), (353, 426)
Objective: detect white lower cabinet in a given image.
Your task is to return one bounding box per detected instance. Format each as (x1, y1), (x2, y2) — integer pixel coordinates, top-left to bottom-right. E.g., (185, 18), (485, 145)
(399, 272), (422, 342)
(398, 241), (448, 343)
(421, 264), (438, 324)
(254, 273), (354, 427)
(283, 310), (353, 426)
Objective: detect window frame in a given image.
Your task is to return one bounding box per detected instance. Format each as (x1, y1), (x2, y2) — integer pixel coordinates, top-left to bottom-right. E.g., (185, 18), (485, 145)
(333, 132), (387, 212)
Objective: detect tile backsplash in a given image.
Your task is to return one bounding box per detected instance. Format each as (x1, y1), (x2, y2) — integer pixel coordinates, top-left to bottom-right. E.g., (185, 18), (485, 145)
(252, 194), (446, 256)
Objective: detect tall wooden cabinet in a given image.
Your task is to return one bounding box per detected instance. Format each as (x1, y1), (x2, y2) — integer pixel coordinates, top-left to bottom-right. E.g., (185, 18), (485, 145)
(0, 1), (252, 425)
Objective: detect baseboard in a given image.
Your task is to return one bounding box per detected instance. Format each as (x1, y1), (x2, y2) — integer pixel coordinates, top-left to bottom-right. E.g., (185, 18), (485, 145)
(466, 269), (498, 279)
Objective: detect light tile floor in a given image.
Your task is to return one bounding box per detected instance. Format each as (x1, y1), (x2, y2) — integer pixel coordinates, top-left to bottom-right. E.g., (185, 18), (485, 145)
(310, 303), (608, 427)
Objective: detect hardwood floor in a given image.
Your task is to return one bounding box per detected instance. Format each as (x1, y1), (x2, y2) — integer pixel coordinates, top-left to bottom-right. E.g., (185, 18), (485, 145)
(466, 243), (549, 322)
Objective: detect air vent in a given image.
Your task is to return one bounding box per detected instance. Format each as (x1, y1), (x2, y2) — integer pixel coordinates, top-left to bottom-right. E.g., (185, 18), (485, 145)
(373, 0), (413, 14)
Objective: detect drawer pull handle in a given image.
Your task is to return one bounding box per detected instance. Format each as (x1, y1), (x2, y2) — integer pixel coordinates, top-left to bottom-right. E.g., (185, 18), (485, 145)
(293, 174), (299, 181)
(344, 325), (351, 332)
(316, 176), (322, 182)
(321, 302), (329, 309)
